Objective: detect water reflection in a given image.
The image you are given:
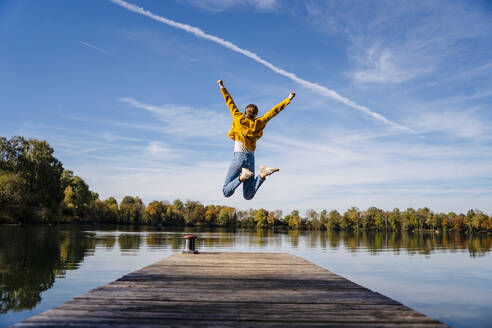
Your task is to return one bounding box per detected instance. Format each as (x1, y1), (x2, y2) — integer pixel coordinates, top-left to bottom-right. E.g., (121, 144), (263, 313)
(0, 225), (490, 319)
(118, 234), (142, 253)
(0, 226), (94, 314)
(95, 235), (116, 250)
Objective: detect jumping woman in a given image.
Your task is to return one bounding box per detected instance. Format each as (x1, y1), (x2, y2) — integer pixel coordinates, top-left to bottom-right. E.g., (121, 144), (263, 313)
(218, 80), (295, 200)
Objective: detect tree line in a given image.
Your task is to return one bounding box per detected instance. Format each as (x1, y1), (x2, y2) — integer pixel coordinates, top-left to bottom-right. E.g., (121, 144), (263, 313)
(1, 136), (491, 232)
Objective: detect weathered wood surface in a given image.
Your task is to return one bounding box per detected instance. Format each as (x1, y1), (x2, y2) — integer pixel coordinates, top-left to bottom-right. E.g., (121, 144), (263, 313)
(13, 252), (447, 327)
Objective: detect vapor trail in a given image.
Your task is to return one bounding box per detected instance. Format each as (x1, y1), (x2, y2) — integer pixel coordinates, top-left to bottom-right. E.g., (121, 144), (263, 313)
(109, 0), (412, 132)
(80, 41), (116, 56)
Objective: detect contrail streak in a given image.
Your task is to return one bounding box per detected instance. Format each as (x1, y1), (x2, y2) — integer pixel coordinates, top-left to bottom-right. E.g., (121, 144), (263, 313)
(109, 0), (412, 132)
(80, 41), (116, 56)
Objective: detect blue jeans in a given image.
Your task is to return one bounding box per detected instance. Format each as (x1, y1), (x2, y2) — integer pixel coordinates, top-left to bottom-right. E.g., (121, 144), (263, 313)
(223, 152), (264, 200)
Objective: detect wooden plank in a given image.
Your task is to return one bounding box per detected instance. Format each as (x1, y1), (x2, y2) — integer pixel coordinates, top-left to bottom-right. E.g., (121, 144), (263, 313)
(24, 311), (440, 324)
(13, 320), (445, 328)
(13, 252), (447, 327)
(60, 299), (415, 310)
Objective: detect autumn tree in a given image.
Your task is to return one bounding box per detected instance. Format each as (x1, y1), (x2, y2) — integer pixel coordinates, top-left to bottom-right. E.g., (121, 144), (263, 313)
(415, 207), (431, 230)
(119, 196), (145, 224)
(326, 210), (341, 230)
(341, 207), (360, 230)
(267, 211), (276, 226)
(363, 207), (379, 229)
(319, 210), (328, 228)
(287, 210), (301, 229)
(183, 200), (205, 225)
(60, 170), (98, 220)
(204, 205), (219, 226)
(454, 214), (465, 232)
(401, 208), (416, 231)
(254, 208), (269, 228)
(240, 208), (257, 227)
(103, 197), (119, 223)
(217, 207), (236, 226)
(441, 214), (450, 231)
(305, 209), (320, 230)
(465, 210), (476, 233)
(145, 201), (168, 225)
(471, 211), (488, 232)
(387, 208), (400, 231)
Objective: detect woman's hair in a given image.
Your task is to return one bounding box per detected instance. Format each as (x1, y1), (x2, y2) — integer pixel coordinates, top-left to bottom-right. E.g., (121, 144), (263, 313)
(245, 104), (258, 119)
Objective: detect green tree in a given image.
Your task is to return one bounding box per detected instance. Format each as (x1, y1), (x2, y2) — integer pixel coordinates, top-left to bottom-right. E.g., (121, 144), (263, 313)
(288, 210), (301, 229)
(240, 208), (257, 228)
(168, 199), (185, 225)
(0, 137), (64, 222)
(145, 201), (168, 225)
(103, 197), (119, 223)
(283, 214), (292, 227)
(119, 196), (145, 224)
(184, 200), (205, 225)
(465, 209), (477, 233)
(60, 169), (100, 221)
(341, 207), (359, 230)
(61, 171), (94, 219)
(327, 210), (341, 230)
(471, 211), (488, 232)
(375, 211), (385, 230)
(387, 208), (400, 231)
(416, 207), (431, 230)
(363, 207), (377, 229)
(364, 207), (385, 230)
(0, 172), (30, 223)
(401, 208), (416, 231)
(266, 209), (282, 227)
(267, 211), (276, 226)
(204, 205), (218, 226)
(441, 214), (450, 231)
(319, 210), (328, 229)
(254, 208), (269, 228)
(306, 209), (320, 230)
(217, 207), (236, 226)
(426, 211), (439, 231)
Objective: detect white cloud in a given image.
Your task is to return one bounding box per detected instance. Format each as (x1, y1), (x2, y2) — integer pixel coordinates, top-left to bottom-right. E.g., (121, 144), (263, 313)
(351, 45), (433, 83)
(77, 160), (228, 205)
(146, 141), (172, 156)
(305, 1), (492, 85)
(407, 110), (489, 139)
(181, 0), (278, 12)
(118, 97), (230, 138)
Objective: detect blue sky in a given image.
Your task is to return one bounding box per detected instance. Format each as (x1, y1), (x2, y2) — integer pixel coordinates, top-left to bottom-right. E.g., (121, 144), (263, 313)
(1, 0), (491, 214)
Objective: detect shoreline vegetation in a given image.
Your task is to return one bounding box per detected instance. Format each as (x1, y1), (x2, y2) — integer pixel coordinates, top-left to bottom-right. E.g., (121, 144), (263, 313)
(1, 136), (491, 232)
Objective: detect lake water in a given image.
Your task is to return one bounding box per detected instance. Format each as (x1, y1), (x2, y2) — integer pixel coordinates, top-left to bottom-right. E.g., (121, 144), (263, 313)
(0, 225), (491, 327)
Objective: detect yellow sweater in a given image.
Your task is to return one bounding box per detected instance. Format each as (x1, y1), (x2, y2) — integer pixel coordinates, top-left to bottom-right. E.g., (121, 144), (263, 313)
(221, 87), (291, 151)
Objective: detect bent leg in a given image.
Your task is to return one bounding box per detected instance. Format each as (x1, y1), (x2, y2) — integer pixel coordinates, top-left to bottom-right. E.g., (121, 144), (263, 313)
(242, 154), (264, 200)
(243, 175), (264, 200)
(223, 153), (245, 197)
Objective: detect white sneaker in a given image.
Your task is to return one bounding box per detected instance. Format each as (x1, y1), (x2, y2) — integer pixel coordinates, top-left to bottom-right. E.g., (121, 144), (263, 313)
(240, 167), (253, 180)
(260, 166), (279, 178)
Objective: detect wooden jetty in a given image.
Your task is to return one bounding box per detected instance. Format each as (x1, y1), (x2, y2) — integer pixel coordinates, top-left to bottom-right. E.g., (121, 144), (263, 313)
(14, 252), (446, 327)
